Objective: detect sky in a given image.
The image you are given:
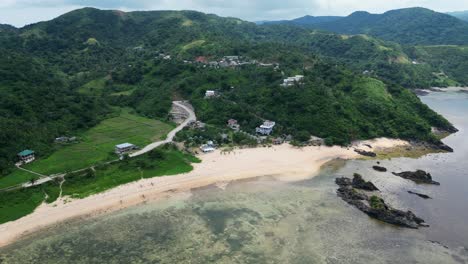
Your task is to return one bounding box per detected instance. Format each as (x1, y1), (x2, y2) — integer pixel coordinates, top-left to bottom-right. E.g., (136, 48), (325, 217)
(1, 0), (468, 27)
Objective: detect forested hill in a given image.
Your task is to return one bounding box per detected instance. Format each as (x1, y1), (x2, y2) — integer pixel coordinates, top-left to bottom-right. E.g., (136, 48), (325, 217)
(0, 7), (458, 174)
(266, 7), (468, 45)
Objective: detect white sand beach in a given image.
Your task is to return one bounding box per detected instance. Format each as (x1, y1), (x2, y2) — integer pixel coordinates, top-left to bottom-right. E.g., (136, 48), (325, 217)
(0, 138), (408, 248)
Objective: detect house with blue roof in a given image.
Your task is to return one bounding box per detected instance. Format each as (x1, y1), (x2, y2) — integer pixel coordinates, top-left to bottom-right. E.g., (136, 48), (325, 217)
(18, 149), (35, 164)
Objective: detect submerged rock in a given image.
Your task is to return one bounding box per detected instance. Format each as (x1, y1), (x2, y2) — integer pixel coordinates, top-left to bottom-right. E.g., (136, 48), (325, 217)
(408, 191), (432, 199)
(372, 166), (387, 172)
(392, 170), (440, 185)
(335, 176), (428, 229)
(354, 149), (377, 157)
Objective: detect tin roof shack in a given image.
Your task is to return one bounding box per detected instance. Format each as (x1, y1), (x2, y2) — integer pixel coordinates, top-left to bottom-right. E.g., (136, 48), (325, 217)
(18, 150), (35, 164)
(115, 143), (136, 155)
(256, 121), (276, 135)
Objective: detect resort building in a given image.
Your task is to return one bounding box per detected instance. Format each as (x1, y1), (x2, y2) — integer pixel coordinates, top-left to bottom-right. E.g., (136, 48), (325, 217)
(205, 90), (216, 98)
(281, 75), (304, 87)
(200, 141), (216, 153)
(18, 150), (35, 164)
(256, 121), (276, 135)
(115, 143), (136, 155)
(227, 119), (240, 131)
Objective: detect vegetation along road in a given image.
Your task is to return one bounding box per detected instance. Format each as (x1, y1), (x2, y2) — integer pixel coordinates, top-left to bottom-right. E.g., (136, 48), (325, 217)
(130, 101), (197, 157)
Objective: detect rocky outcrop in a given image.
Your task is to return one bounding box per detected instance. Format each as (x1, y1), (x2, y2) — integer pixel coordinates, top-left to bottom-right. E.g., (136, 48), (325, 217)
(392, 170), (440, 185)
(352, 173), (379, 191)
(408, 191), (432, 199)
(354, 149), (377, 157)
(335, 176), (428, 229)
(372, 165), (387, 172)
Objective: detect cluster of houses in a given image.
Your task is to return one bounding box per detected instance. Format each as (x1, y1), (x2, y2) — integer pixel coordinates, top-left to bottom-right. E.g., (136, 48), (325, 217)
(185, 55), (279, 70)
(281, 75), (304, 87)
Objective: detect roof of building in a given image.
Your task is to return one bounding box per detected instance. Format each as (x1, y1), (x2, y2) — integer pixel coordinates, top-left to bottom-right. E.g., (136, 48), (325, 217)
(115, 143), (135, 149)
(260, 121), (276, 129)
(18, 149), (34, 156)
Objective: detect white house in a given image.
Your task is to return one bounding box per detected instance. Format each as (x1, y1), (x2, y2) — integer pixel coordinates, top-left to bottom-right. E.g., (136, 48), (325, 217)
(115, 143), (136, 155)
(200, 141), (216, 153)
(205, 90), (216, 98)
(281, 75), (304, 87)
(256, 121), (276, 135)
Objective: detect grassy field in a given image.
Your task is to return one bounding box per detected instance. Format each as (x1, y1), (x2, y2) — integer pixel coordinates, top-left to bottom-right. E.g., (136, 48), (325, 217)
(0, 147), (200, 224)
(0, 170), (39, 190)
(24, 108), (174, 175)
(78, 78), (107, 95)
(0, 108), (173, 189)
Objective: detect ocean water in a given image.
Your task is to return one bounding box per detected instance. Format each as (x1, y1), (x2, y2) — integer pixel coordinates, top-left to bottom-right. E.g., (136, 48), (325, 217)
(1, 91), (467, 264)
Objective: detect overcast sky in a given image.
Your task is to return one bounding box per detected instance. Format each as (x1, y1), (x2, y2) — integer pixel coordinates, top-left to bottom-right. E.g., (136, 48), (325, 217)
(1, 0), (468, 27)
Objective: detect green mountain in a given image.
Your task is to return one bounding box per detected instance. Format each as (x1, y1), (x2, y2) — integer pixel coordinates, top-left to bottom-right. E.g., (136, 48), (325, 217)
(0, 8), (457, 174)
(447, 11), (468, 22)
(267, 8), (468, 45)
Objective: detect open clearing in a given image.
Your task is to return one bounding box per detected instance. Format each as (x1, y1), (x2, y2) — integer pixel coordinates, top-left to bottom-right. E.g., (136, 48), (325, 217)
(0, 109), (173, 188)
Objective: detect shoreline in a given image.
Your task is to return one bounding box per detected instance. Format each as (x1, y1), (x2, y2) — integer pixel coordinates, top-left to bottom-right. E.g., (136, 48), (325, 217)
(0, 138), (408, 248)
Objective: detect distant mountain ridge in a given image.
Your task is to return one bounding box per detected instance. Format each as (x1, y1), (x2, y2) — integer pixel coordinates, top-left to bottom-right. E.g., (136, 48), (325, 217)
(260, 15), (342, 25)
(447, 11), (468, 21)
(264, 7), (468, 45)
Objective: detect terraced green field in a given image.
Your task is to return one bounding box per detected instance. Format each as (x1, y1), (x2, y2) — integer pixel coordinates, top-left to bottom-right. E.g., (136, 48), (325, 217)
(0, 109), (173, 188)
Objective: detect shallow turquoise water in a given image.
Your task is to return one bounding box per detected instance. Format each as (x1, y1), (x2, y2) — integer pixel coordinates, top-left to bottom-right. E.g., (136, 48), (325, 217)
(1, 91), (467, 263)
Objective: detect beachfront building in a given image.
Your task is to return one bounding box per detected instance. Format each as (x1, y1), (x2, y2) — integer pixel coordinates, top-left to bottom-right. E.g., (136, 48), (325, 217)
(205, 90), (216, 98)
(227, 119), (240, 131)
(115, 143), (136, 155)
(256, 121), (276, 135)
(200, 141), (216, 153)
(281, 75), (304, 87)
(18, 150), (35, 164)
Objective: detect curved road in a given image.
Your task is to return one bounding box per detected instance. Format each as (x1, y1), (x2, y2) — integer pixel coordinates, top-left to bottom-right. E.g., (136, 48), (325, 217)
(130, 101), (196, 157)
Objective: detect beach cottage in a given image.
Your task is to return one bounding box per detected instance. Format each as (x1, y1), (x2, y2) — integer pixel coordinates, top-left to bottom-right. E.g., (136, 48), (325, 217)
(18, 150), (35, 164)
(200, 141), (216, 153)
(256, 121), (276, 135)
(115, 143), (136, 155)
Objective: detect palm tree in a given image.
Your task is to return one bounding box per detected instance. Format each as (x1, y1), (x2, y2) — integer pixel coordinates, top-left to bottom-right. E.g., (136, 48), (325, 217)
(29, 177), (37, 186)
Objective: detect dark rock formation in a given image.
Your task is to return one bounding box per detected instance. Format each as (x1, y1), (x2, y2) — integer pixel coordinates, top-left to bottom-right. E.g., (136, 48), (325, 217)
(408, 191), (432, 199)
(392, 170), (440, 185)
(372, 165), (387, 172)
(335, 177), (428, 229)
(435, 142), (454, 152)
(352, 173), (379, 191)
(354, 149), (377, 157)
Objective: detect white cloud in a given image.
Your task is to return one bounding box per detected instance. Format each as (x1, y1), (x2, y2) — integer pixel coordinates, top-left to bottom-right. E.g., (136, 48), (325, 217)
(1, 0), (468, 27)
